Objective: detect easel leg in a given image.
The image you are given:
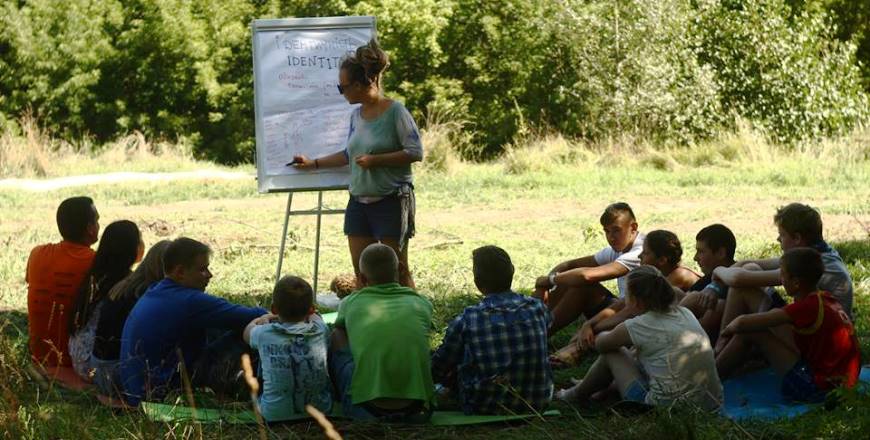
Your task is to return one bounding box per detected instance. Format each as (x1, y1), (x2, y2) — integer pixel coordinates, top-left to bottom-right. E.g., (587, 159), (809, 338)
(313, 191), (324, 293)
(275, 193), (293, 283)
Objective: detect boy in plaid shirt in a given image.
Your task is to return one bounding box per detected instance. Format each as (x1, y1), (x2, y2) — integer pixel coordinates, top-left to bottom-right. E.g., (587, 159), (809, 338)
(431, 246), (553, 414)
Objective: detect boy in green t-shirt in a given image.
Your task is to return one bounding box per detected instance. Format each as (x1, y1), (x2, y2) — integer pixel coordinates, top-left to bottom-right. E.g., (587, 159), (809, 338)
(330, 243), (434, 421)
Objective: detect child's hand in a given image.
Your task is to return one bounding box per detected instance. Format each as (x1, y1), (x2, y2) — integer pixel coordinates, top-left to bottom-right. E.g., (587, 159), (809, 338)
(252, 313), (277, 326)
(721, 317), (742, 338)
(578, 321), (596, 349)
(534, 276), (552, 290)
(698, 290), (718, 310)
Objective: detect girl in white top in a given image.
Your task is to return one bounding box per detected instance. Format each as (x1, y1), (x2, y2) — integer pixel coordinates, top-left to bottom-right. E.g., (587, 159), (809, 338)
(556, 265), (723, 410)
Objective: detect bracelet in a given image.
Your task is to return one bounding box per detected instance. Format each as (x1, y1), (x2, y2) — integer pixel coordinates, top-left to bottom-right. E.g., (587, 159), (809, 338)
(314, 158), (319, 169)
(707, 281), (726, 299)
(548, 272), (558, 287)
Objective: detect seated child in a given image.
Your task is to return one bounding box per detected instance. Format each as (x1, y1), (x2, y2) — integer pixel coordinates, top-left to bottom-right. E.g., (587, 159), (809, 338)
(716, 247), (859, 401)
(243, 276), (332, 422)
(713, 203), (854, 353)
(678, 224), (737, 340)
(27, 196), (99, 367)
(431, 245), (552, 414)
(329, 243), (434, 421)
(536, 202), (645, 367)
(90, 240), (171, 397)
(67, 220), (143, 382)
(556, 265), (722, 411)
(639, 229), (701, 292)
(119, 237), (268, 406)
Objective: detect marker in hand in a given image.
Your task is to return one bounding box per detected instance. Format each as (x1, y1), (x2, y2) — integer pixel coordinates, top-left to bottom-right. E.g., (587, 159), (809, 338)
(286, 156), (304, 167)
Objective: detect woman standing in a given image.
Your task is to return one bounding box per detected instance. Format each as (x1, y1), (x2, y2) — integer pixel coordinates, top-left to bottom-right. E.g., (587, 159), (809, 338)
(293, 39), (423, 287)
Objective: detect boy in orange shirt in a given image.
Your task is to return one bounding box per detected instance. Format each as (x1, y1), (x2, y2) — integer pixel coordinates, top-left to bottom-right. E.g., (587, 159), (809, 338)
(26, 196), (100, 366)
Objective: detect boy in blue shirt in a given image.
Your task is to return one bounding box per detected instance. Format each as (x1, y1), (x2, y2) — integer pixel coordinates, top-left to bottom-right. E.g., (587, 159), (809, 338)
(432, 245), (553, 414)
(119, 237), (267, 406)
(243, 276), (332, 421)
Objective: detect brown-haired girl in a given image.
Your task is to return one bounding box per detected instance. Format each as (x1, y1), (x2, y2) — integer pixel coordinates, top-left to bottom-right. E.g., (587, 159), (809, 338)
(293, 39), (423, 288)
(556, 265), (722, 410)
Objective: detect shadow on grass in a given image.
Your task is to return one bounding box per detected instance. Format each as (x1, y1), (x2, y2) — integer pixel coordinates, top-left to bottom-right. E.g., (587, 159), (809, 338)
(833, 239), (870, 267)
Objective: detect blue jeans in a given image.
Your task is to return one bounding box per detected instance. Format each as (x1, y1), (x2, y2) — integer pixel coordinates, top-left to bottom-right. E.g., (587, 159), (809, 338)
(782, 360), (826, 403)
(329, 347), (376, 420)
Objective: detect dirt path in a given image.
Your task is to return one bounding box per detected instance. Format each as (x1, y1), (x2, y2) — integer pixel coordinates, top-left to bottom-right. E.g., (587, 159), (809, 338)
(0, 169), (252, 191)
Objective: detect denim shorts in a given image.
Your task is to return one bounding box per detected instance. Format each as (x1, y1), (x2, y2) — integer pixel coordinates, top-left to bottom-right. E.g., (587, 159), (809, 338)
(343, 195), (401, 239)
(782, 360), (826, 402)
(623, 379), (649, 403)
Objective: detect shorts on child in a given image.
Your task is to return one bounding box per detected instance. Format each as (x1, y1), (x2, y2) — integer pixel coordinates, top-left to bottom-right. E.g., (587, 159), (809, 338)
(584, 295), (617, 320)
(758, 287), (787, 312)
(623, 379), (649, 403)
(344, 195), (401, 239)
(782, 360), (826, 403)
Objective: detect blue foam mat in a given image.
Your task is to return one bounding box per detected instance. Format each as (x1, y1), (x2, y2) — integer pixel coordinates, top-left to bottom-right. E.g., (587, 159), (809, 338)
(722, 366), (870, 421)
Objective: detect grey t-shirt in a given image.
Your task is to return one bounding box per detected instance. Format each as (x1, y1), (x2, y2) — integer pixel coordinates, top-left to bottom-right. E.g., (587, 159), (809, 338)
(819, 248), (854, 319)
(345, 101), (423, 197)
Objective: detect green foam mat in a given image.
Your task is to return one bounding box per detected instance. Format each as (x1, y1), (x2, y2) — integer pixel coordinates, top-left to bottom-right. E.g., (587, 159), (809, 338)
(321, 311), (337, 325)
(141, 402), (559, 426)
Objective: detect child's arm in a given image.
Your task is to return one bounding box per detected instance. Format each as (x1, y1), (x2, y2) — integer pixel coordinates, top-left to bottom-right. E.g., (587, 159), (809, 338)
(552, 255), (599, 273)
(713, 266), (781, 288)
(577, 300), (623, 348)
(431, 315), (465, 384)
(721, 309), (792, 338)
(538, 261), (629, 290)
(734, 258), (780, 270)
(242, 313), (275, 344)
(594, 322), (632, 353)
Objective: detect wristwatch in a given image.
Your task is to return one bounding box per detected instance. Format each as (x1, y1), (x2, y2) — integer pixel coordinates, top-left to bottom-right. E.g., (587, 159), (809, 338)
(548, 272), (558, 287)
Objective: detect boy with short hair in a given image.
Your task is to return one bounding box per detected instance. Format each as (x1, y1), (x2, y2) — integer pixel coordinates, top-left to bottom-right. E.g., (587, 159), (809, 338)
(716, 248), (859, 401)
(120, 237), (268, 406)
(243, 276), (332, 421)
(27, 196), (100, 366)
(713, 203), (854, 353)
(535, 202), (645, 366)
(329, 243), (434, 421)
(432, 246), (553, 414)
(679, 224), (738, 339)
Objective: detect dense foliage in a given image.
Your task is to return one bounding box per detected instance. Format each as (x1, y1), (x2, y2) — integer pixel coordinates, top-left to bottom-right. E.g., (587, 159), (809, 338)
(0, 0), (867, 162)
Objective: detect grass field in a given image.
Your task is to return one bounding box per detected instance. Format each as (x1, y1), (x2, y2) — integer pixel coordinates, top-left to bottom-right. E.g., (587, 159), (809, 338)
(1, 142), (869, 439)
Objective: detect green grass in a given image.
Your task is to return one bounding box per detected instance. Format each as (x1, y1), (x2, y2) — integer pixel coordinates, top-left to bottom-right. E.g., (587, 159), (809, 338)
(1, 153), (869, 439)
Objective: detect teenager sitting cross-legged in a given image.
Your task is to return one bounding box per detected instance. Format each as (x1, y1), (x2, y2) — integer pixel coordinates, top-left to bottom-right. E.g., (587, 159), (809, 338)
(432, 245), (553, 414)
(535, 202), (645, 368)
(119, 237), (268, 406)
(556, 265), (722, 411)
(716, 247), (859, 402)
(329, 243), (434, 422)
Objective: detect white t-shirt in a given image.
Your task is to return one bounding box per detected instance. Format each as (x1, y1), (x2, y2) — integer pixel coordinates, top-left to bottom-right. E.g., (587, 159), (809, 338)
(624, 306), (722, 410)
(593, 233), (645, 297)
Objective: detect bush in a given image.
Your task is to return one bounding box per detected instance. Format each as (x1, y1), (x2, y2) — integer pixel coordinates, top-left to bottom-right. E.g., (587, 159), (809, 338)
(0, 0), (868, 162)
(693, 0), (870, 143)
